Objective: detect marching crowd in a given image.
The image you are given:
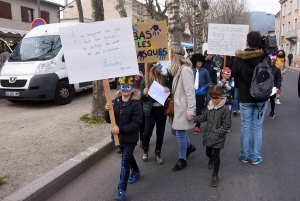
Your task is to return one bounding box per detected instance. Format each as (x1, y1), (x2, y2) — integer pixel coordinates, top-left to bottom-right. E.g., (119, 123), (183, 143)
(105, 31), (290, 201)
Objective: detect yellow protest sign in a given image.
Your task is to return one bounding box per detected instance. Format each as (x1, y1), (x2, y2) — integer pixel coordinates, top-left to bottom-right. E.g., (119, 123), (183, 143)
(132, 21), (169, 63)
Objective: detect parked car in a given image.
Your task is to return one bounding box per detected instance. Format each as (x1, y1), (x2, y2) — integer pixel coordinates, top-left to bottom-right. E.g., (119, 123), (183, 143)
(0, 23), (117, 105)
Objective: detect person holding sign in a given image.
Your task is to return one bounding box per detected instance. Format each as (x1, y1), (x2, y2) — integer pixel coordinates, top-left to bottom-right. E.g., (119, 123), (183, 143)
(169, 46), (196, 171)
(104, 76), (143, 201)
(140, 63), (169, 165)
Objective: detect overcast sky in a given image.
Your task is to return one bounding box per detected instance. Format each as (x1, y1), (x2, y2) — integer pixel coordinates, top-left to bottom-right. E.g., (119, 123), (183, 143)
(50, 0), (281, 15)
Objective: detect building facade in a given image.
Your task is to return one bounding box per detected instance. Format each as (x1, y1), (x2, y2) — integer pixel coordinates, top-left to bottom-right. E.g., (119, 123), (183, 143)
(279, 0), (300, 66)
(275, 11), (281, 47)
(62, 0), (151, 22)
(0, 0), (61, 31)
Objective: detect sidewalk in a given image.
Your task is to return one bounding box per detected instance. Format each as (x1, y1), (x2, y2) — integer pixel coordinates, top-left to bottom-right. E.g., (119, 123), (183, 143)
(3, 136), (116, 201)
(287, 65), (300, 72)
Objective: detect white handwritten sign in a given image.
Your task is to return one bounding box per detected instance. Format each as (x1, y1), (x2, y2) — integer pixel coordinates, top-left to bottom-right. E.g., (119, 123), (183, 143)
(59, 17), (138, 84)
(207, 24), (249, 56)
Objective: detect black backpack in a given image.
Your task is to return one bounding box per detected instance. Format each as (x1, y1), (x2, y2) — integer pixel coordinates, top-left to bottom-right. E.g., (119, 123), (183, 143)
(250, 57), (274, 100)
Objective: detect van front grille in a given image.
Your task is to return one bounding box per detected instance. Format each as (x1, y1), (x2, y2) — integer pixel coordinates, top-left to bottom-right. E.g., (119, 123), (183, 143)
(0, 80), (27, 87)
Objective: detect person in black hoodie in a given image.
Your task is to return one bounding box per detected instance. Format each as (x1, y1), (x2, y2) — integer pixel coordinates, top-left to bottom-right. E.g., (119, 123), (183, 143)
(105, 76), (143, 201)
(269, 56), (282, 119)
(288, 52), (293, 66)
(232, 31), (271, 165)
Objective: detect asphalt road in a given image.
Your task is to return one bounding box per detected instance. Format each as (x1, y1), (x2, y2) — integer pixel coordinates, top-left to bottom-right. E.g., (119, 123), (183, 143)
(47, 70), (300, 201)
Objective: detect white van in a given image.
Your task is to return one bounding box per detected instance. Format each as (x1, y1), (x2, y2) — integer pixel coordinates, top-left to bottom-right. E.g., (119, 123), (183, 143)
(0, 23), (117, 105)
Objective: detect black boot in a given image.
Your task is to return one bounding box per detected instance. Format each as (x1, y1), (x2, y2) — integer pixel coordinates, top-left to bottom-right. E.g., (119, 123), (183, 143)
(186, 144), (196, 157)
(211, 173), (218, 187)
(172, 159), (187, 171)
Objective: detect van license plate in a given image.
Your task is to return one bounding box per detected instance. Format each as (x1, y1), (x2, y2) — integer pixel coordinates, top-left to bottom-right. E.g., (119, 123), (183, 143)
(5, 92), (20, 96)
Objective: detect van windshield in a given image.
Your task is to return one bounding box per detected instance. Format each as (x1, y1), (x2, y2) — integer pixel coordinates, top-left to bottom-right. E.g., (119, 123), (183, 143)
(9, 36), (61, 61)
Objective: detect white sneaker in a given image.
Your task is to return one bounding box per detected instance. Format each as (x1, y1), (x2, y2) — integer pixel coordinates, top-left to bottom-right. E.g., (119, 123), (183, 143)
(275, 99), (281, 105)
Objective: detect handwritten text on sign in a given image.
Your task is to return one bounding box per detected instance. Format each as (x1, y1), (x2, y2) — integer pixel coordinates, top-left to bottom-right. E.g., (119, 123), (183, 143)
(207, 24), (249, 56)
(133, 21), (169, 63)
(59, 17), (138, 84)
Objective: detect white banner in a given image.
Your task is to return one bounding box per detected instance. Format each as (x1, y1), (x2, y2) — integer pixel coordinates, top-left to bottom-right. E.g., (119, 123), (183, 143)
(59, 17), (138, 84)
(207, 24), (249, 56)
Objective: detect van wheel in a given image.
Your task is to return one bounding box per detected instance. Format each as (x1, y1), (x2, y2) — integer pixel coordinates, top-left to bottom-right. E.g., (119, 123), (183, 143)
(112, 79), (118, 89)
(54, 81), (74, 105)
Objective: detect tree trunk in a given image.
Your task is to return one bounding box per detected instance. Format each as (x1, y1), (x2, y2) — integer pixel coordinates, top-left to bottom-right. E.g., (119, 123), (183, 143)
(75, 0), (84, 23)
(90, 0), (106, 119)
(115, 0), (127, 18)
(167, 0), (185, 47)
(195, 1), (209, 53)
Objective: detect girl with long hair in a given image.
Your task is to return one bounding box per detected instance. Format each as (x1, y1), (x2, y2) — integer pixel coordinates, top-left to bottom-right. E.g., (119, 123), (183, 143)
(276, 50), (288, 105)
(169, 46), (197, 171)
(140, 62), (170, 165)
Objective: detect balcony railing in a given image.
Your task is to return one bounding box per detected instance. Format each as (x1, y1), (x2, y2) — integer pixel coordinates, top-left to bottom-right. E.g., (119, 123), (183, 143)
(286, 30), (298, 39)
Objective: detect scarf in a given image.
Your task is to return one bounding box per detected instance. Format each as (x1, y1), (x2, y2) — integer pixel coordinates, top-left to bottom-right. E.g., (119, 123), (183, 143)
(276, 58), (284, 70)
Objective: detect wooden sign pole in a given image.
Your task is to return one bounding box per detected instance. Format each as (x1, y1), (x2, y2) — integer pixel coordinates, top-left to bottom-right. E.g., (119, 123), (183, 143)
(145, 63), (149, 97)
(145, 63), (149, 89)
(223, 56), (227, 69)
(103, 79), (120, 146)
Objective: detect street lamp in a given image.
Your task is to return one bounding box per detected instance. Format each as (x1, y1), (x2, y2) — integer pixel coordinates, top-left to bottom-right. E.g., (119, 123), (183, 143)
(57, 5), (74, 23)
(190, 0), (199, 50)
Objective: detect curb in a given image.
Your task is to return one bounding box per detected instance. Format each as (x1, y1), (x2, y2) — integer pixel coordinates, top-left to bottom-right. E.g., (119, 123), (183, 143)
(3, 135), (116, 201)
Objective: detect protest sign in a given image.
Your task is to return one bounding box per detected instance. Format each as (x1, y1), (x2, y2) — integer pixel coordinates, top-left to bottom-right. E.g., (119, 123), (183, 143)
(59, 17), (139, 84)
(207, 24), (249, 56)
(60, 17), (139, 146)
(133, 21), (169, 63)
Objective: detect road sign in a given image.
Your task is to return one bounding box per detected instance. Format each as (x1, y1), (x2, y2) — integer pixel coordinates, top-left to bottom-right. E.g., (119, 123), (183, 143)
(31, 18), (46, 30)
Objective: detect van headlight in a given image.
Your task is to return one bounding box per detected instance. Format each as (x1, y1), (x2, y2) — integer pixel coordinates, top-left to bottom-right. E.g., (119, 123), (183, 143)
(35, 59), (56, 74)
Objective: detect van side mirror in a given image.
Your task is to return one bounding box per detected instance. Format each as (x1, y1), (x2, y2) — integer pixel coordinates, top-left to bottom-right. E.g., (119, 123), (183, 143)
(62, 55), (65, 62)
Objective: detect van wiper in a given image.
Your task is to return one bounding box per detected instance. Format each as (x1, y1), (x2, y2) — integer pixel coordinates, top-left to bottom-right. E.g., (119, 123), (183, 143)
(8, 57), (21, 61)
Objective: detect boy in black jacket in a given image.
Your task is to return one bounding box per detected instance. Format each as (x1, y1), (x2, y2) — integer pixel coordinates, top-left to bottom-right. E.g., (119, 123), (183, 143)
(105, 76), (143, 201)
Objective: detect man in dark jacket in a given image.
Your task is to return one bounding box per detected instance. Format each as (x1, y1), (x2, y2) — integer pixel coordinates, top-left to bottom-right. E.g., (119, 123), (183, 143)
(288, 53), (293, 66)
(232, 31), (270, 165)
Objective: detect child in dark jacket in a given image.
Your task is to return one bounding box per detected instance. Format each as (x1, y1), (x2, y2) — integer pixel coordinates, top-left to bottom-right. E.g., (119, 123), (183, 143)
(105, 76), (143, 201)
(194, 85), (231, 187)
(218, 67), (234, 113)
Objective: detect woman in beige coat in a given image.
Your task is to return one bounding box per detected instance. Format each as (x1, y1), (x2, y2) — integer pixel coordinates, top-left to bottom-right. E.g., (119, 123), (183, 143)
(169, 46), (196, 171)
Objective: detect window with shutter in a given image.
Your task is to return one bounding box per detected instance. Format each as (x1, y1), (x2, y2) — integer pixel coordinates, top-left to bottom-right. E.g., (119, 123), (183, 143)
(21, 6), (34, 23)
(0, 1), (12, 19)
(21, 6), (29, 22)
(41, 10), (49, 24)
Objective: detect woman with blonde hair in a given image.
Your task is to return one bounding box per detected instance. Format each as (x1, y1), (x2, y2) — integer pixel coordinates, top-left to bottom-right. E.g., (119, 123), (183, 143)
(169, 46), (196, 171)
(140, 62), (170, 165)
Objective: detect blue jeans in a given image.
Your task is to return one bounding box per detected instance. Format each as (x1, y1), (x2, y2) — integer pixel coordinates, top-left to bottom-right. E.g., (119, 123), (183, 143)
(233, 88), (240, 111)
(171, 127), (191, 160)
(240, 102), (267, 161)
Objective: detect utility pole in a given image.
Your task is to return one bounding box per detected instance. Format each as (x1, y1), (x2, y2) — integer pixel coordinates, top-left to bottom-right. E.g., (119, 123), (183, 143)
(37, 0), (41, 18)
